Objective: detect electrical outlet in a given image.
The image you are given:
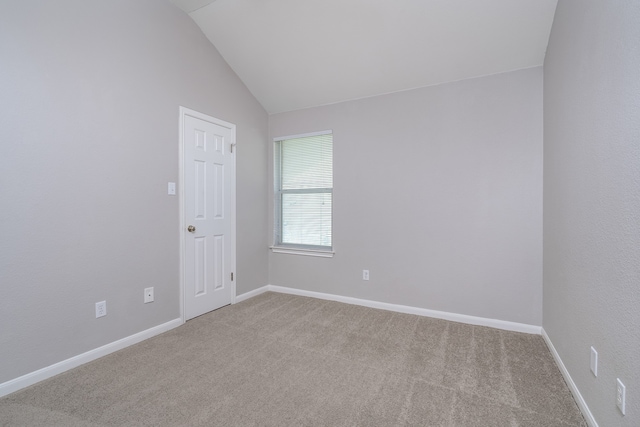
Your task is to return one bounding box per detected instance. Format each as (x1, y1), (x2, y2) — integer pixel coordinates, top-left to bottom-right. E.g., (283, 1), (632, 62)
(95, 301), (107, 318)
(590, 347), (598, 376)
(362, 270), (369, 281)
(616, 378), (626, 415)
(144, 287), (154, 303)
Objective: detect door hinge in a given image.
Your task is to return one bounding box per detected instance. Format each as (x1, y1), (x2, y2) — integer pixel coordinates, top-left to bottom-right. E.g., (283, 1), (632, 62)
(231, 272), (234, 281)
(230, 144), (233, 153)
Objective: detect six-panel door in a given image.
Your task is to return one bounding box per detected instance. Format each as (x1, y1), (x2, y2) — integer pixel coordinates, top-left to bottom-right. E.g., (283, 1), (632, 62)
(184, 114), (233, 320)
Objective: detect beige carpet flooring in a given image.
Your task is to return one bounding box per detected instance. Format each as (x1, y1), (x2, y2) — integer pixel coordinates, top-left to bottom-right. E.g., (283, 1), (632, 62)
(0, 292), (586, 426)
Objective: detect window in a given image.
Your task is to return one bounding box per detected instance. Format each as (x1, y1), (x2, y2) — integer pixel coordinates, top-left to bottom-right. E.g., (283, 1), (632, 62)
(273, 131), (333, 256)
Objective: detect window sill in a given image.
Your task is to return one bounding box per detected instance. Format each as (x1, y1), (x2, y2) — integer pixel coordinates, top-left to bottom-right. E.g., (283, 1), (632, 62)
(270, 246), (334, 258)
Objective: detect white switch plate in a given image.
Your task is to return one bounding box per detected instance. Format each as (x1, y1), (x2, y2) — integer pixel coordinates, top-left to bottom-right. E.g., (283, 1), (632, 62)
(590, 346), (598, 377)
(362, 270), (369, 281)
(144, 287), (154, 303)
(617, 378), (626, 415)
(167, 182), (176, 195)
(95, 301), (107, 318)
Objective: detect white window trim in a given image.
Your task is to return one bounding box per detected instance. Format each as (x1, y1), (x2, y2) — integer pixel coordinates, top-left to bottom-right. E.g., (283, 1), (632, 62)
(273, 130), (334, 255)
(273, 129), (333, 142)
(270, 246), (335, 258)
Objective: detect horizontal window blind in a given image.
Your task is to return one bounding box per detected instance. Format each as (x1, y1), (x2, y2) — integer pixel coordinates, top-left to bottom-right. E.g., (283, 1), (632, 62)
(275, 132), (333, 249)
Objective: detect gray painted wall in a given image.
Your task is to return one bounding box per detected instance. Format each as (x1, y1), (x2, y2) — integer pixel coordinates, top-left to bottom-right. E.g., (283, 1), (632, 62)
(269, 67), (543, 326)
(0, 0), (268, 384)
(543, 1), (640, 425)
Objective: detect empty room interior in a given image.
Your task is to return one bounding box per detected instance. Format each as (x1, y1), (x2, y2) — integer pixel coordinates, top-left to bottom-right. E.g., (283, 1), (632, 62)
(1, 0), (638, 426)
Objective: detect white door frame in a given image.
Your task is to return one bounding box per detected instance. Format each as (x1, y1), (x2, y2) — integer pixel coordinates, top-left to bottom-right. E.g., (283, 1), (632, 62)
(179, 106), (236, 323)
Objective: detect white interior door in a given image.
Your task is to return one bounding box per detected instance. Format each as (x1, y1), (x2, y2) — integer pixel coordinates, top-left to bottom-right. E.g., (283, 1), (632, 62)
(181, 108), (235, 321)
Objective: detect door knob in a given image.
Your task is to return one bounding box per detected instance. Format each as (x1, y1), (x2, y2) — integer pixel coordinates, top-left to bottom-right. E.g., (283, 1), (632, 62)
(187, 225), (196, 233)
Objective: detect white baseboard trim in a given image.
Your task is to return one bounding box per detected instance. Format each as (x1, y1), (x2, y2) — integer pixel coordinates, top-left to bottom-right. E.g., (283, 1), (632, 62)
(248, 285), (540, 335)
(541, 328), (598, 427)
(0, 318), (183, 398)
(235, 285), (270, 303)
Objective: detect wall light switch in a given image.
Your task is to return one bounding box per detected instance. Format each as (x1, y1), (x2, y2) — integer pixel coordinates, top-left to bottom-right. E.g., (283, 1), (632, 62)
(144, 287), (154, 304)
(590, 346), (598, 377)
(363, 270), (369, 281)
(617, 378), (626, 415)
(167, 182), (176, 195)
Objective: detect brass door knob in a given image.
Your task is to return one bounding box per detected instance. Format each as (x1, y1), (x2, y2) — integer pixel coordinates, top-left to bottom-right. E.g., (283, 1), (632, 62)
(187, 225), (196, 233)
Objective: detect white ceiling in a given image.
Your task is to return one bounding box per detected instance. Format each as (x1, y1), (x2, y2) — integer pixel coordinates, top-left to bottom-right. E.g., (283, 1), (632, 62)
(171, 0), (558, 114)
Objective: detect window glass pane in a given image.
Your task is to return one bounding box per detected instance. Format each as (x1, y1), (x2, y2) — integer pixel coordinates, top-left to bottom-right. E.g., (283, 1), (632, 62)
(281, 192), (332, 247)
(281, 134), (332, 190)
(275, 132), (333, 249)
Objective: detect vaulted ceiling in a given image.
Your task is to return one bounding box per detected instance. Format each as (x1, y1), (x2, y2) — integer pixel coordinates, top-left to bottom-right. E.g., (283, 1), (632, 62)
(171, 0), (558, 114)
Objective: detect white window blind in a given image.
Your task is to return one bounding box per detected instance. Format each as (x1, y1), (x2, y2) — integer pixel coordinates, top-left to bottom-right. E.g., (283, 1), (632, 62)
(274, 131), (333, 250)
